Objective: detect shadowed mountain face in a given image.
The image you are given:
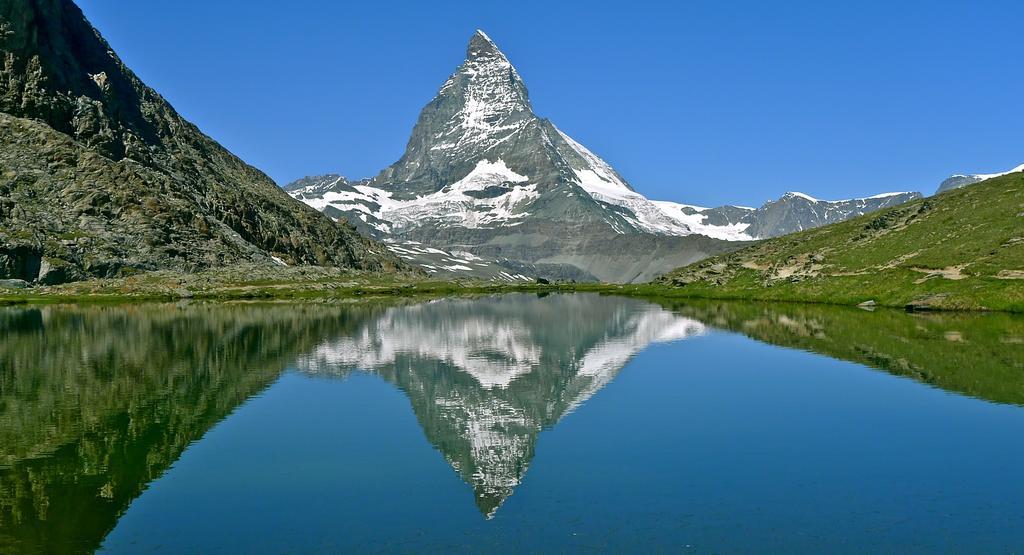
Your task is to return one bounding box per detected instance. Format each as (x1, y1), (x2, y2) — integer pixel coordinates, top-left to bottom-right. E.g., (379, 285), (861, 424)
(2, 296), (1023, 549)
(0, 0), (403, 284)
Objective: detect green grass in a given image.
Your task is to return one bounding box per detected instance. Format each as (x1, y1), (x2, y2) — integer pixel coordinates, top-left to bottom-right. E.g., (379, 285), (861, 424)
(3, 174), (1022, 313)
(658, 172), (1024, 313)
(0, 266), (628, 305)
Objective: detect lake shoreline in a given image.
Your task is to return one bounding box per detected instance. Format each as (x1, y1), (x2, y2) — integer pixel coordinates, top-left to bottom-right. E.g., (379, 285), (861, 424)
(1, 266), (1019, 314)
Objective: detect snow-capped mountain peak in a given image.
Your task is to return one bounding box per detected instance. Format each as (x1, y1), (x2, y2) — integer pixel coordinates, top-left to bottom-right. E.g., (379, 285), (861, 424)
(424, 31), (533, 171)
(287, 31), (925, 282)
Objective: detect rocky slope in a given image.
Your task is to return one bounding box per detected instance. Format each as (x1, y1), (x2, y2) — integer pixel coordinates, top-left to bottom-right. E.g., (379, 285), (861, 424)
(289, 31), (921, 281)
(0, 0), (403, 284)
(659, 171), (1024, 312)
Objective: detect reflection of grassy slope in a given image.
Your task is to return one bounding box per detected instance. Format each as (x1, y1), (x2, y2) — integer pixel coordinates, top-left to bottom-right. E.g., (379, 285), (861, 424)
(661, 300), (1024, 406)
(0, 303), (377, 554)
(658, 174), (1024, 312)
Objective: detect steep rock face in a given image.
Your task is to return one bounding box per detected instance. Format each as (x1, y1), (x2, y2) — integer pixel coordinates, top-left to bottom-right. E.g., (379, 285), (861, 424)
(363, 31), (658, 235)
(0, 0), (404, 283)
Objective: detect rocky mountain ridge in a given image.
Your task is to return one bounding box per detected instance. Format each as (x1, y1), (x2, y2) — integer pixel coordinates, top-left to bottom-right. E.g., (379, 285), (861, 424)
(0, 0), (404, 284)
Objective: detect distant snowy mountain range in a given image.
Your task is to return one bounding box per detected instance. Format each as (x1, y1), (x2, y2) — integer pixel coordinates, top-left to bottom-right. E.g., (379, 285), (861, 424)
(286, 30), (1008, 282)
(287, 172), (920, 243)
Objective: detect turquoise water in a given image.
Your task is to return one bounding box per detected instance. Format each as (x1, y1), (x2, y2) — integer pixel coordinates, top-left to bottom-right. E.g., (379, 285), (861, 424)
(1, 294), (1023, 553)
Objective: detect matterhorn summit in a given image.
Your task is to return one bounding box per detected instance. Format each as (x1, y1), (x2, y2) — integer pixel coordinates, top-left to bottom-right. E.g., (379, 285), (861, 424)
(289, 30), (921, 282)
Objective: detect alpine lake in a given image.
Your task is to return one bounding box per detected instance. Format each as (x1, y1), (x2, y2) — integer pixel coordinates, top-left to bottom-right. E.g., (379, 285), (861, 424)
(2, 293), (1023, 553)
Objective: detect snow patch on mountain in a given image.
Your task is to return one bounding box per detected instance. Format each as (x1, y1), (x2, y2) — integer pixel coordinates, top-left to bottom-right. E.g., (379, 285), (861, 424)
(784, 191), (820, 202)
(549, 125), (761, 239)
(867, 191), (915, 199)
(555, 126), (634, 197)
(651, 201), (756, 241)
(950, 162), (1024, 181)
(290, 159), (538, 233)
(383, 239), (532, 281)
(451, 159), (528, 191)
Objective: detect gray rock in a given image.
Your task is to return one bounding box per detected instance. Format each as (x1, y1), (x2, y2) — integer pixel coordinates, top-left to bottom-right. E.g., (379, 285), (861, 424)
(0, 278), (29, 289)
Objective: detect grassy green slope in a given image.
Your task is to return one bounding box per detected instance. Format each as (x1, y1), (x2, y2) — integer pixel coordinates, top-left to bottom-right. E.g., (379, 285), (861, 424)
(657, 172), (1024, 312)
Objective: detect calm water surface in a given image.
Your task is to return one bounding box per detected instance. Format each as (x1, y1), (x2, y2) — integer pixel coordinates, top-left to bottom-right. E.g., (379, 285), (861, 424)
(1, 294), (1023, 553)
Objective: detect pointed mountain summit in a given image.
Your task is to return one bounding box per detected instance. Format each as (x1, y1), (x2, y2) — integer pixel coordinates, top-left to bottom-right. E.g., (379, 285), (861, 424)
(0, 0), (404, 284)
(291, 31), (738, 282)
(467, 29), (501, 56)
(373, 29), (540, 199)
(290, 31), (923, 282)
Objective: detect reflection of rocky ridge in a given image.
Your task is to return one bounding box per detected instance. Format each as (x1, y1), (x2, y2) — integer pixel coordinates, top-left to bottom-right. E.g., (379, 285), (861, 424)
(296, 293), (703, 516)
(0, 303), (381, 554)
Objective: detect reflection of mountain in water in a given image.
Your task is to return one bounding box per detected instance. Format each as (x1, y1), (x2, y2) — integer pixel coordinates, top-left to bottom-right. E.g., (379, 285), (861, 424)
(2, 296), (1022, 547)
(295, 293), (704, 516)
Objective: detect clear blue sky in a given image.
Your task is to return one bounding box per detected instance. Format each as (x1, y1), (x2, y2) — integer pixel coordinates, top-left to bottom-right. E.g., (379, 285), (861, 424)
(76, 0), (1022, 207)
